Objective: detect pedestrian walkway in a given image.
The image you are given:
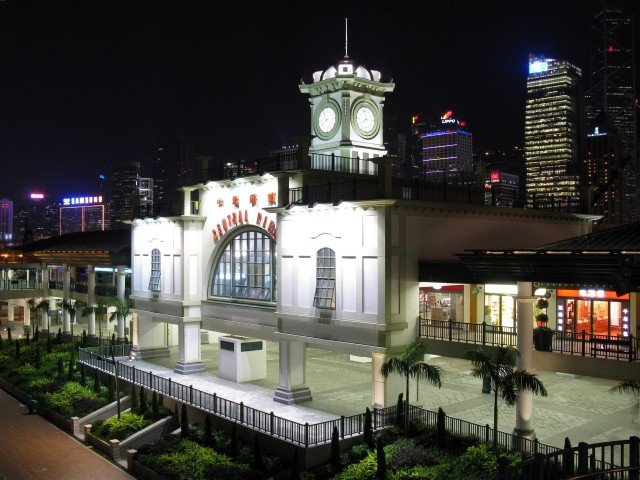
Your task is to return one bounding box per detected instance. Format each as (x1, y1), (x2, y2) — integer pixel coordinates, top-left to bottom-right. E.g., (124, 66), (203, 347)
(145, 342), (640, 449)
(0, 389), (133, 480)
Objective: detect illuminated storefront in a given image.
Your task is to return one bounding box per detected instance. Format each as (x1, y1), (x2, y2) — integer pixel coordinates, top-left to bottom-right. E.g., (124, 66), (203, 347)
(484, 284), (517, 328)
(419, 284), (463, 321)
(556, 289), (630, 337)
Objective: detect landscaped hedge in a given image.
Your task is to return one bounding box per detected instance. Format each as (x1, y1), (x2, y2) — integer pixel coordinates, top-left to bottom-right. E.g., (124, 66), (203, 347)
(0, 336), (120, 419)
(93, 412), (152, 441)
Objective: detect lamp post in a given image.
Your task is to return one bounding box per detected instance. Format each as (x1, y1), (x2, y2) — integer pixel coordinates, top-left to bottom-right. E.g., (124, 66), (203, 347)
(97, 345), (121, 419)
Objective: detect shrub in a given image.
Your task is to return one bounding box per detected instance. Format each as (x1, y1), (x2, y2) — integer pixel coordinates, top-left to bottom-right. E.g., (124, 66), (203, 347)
(436, 407), (446, 449)
(79, 365), (86, 386)
(394, 393), (403, 427)
(151, 391), (159, 421)
(139, 387), (148, 413)
(376, 438), (386, 479)
(330, 426), (341, 472)
(291, 449), (300, 480)
(333, 452), (376, 480)
(67, 356), (74, 380)
(92, 412), (150, 441)
(204, 415), (212, 446)
(363, 407), (374, 449)
(252, 436), (264, 470)
(107, 376), (115, 403)
(130, 383), (139, 410)
(46, 334), (52, 353)
(35, 347), (41, 369)
(93, 369), (101, 393)
(341, 443), (371, 466)
(15, 340), (20, 359)
(7, 327), (12, 341)
(57, 359), (64, 378)
(375, 426), (403, 446)
(181, 404), (189, 438)
(230, 423), (239, 457)
(44, 381), (99, 418)
(387, 439), (440, 470)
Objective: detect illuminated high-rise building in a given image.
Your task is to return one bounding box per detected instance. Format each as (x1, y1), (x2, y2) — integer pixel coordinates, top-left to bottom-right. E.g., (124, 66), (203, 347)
(0, 198), (13, 244)
(419, 110), (473, 182)
(153, 135), (195, 207)
(59, 195), (105, 234)
(525, 55), (583, 210)
(139, 177), (154, 217)
(110, 162), (141, 226)
(585, 0), (637, 221)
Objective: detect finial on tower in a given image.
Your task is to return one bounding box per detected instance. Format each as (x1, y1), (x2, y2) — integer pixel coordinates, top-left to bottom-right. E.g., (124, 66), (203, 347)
(344, 18), (349, 58)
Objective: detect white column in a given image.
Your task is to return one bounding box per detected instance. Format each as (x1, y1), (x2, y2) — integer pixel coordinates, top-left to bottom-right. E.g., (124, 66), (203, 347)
(62, 264), (71, 334)
(116, 265), (126, 341)
(41, 265), (49, 297)
(273, 341), (312, 404)
(22, 299), (30, 332)
(7, 300), (14, 324)
(371, 352), (404, 409)
(87, 265), (96, 337)
(174, 320), (205, 374)
(514, 281), (535, 440)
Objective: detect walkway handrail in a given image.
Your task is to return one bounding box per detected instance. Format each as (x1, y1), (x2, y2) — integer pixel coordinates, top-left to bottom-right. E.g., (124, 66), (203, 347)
(418, 318), (638, 362)
(504, 436), (640, 480)
(77, 345), (558, 452)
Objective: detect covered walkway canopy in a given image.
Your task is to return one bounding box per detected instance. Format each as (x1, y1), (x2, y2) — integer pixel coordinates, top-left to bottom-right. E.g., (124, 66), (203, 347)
(453, 222), (640, 293)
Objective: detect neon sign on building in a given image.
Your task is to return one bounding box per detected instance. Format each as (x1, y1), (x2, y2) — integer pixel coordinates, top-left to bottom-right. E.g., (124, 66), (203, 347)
(62, 195), (103, 206)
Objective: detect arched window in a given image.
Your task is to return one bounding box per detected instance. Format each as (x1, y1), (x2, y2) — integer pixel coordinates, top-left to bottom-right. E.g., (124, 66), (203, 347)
(313, 247), (336, 309)
(210, 230), (275, 301)
(149, 248), (161, 292)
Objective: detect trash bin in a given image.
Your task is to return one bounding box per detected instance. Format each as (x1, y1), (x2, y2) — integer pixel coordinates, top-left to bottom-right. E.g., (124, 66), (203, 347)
(28, 399), (39, 415)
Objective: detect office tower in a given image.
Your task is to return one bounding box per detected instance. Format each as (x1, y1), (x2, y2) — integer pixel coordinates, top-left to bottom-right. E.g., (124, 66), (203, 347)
(153, 135), (195, 207)
(484, 171), (520, 208)
(481, 146), (526, 200)
(420, 110), (473, 182)
(59, 195), (105, 234)
(585, 0), (637, 221)
(139, 177), (154, 217)
(14, 192), (49, 243)
(525, 55), (583, 210)
(0, 198), (14, 244)
(109, 162), (141, 226)
(584, 114), (626, 223)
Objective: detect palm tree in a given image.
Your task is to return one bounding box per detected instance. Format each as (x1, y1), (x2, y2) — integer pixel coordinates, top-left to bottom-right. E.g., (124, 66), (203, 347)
(610, 379), (640, 401)
(380, 342), (443, 432)
(26, 298), (39, 334)
(36, 299), (51, 334)
(94, 299), (108, 339)
(468, 346), (548, 452)
(62, 300), (79, 338)
(109, 297), (131, 342)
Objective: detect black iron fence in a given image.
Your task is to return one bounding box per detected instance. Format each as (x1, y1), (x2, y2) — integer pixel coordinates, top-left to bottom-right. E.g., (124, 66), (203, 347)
(419, 318), (638, 362)
(504, 436), (640, 480)
(77, 345), (558, 453)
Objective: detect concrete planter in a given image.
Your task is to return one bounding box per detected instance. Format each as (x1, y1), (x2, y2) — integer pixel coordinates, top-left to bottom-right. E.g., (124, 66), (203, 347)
(85, 414), (173, 460)
(0, 377), (31, 404)
(127, 453), (167, 480)
(71, 396), (132, 438)
(39, 405), (73, 433)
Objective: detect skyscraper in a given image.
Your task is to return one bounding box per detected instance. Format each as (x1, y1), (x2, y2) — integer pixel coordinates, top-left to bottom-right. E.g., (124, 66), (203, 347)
(419, 110), (473, 182)
(0, 198), (14, 244)
(525, 55), (583, 210)
(139, 177), (154, 217)
(585, 0), (637, 221)
(153, 135), (195, 207)
(109, 162), (141, 226)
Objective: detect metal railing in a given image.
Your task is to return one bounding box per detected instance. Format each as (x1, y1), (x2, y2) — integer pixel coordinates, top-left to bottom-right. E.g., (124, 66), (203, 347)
(504, 437), (640, 480)
(48, 280), (63, 290)
(419, 318), (639, 362)
(0, 279), (40, 291)
(94, 284), (117, 297)
(77, 345), (558, 452)
(289, 180), (379, 205)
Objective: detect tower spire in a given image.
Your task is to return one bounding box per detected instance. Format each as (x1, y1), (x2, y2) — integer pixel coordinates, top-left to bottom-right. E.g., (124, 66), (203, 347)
(344, 18), (348, 58)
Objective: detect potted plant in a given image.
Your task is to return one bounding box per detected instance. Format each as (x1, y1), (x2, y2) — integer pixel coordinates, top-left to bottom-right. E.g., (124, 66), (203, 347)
(536, 298), (549, 310)
(534, 313), (553, 351)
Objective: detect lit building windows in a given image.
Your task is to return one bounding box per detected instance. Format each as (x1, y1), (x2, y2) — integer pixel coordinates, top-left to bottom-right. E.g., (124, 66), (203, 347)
(149, 248), (161, 292)
(210, 230), (275, 302)
(313, 247), (336, 309)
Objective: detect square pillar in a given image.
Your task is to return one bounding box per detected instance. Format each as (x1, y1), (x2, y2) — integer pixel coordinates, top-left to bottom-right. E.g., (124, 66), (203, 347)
(372, 352), (404, 409)
(87, 265), (96, 337)
(7, 300), (14, 324)
(174, 320), (205, 374)
(273, 341), (312, 404)
(63, 264), (71, 334)
(514, 281), (536, 440)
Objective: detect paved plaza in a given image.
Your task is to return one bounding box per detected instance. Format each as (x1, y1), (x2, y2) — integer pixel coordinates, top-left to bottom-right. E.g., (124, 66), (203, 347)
(147, 341), (640, 449)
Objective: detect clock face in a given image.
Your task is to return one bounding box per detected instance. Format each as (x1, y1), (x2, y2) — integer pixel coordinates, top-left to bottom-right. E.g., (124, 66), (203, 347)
(318, 107), (336, 133)
(356, 106), (376, 133)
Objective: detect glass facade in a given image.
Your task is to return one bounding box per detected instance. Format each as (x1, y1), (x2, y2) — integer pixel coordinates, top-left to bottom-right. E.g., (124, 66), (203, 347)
(484, 294), (516, 328)
(556, 289), (630, 337)
(419, 285), (463, 321)
(210, 230), (275, 302)
(525, 56), (582, 210)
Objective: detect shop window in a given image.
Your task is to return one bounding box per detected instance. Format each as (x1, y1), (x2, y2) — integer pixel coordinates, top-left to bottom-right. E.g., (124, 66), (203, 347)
(313, 248), (336, 309)
(149, 248), (161, 292)
(210, 229), (275, 302)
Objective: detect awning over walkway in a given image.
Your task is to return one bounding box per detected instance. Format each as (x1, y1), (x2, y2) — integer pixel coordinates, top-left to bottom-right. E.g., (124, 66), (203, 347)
(455, 222), (640, 293)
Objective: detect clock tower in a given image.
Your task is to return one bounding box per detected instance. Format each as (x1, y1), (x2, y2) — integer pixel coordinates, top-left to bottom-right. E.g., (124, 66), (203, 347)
(299, 56), (395, 161)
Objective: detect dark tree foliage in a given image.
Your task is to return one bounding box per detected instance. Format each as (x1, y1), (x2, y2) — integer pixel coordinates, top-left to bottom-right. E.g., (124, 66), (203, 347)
(330, 425), (341, 472)
(180, 404), (189, 438)
(376, 437), (387, 479)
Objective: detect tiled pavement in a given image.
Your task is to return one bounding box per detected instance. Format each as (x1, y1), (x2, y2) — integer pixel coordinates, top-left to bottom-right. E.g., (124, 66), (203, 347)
(148, 342), (640, 449)
(0, 388), (133, 480)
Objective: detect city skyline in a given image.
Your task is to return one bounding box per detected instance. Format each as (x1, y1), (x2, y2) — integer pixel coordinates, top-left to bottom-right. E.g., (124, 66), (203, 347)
(0, 0), (635, 201)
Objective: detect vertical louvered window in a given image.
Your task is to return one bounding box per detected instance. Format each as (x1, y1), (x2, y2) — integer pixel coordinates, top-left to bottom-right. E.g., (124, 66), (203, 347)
(149, 248), (161, 292)
(313, 248), (336, 309)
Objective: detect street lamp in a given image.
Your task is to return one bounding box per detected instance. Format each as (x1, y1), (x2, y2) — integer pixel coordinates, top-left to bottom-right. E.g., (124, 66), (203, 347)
(96, 344), (121, 419)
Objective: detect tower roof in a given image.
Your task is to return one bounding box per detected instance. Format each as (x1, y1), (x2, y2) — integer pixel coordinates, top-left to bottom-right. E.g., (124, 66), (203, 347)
(312, 58), (382, 83)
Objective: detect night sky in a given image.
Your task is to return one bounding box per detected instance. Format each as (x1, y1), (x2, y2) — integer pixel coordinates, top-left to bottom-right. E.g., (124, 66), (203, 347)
(0, 1), (616, 202)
